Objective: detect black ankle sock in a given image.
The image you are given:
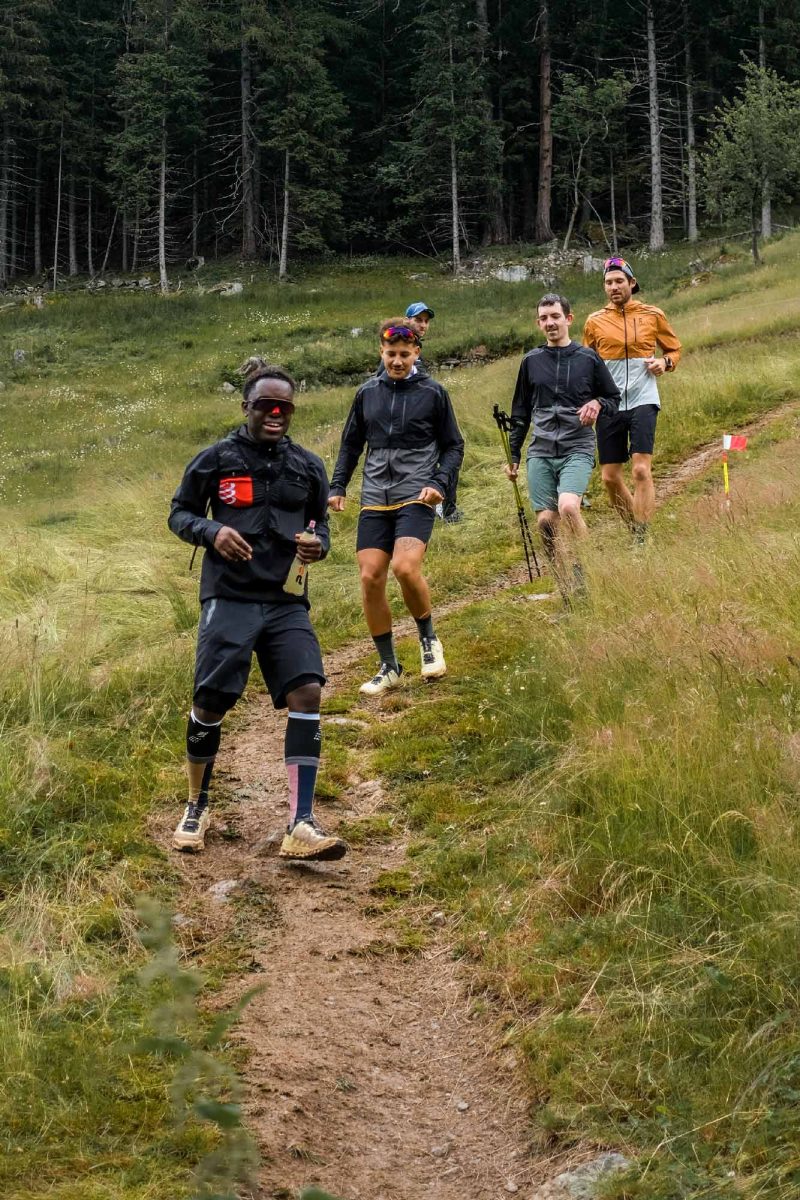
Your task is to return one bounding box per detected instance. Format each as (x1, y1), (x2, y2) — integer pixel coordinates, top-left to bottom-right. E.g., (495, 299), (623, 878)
(373, 631), (398, 669)
(415, 613), (435, 641)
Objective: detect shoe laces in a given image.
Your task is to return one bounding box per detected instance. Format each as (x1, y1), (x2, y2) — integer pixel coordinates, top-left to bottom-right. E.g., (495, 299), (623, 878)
(292, 815), (327, 836)
(421, 636), (436, 662)
(372, 661), (398, 682)
(181, 800), (206, 831)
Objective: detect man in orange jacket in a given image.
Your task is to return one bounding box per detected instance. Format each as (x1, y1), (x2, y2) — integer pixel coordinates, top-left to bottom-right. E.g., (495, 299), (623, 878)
(583, 256), (681, 541)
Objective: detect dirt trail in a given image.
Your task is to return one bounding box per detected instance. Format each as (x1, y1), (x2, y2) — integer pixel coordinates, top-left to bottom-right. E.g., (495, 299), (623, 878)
(163, 582), (553, 1199)
(163, 403), (796, 1200)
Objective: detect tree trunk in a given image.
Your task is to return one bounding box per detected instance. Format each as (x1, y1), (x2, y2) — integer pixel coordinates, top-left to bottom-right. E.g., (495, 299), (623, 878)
(87, 182), (94, 276)
(450, 134), (461, 272)
(33, 148), (42, 275)
(563, 146), (584, 251)
(122, 209), (128, 272)
(683, 2), (698, 242)
(53, 122), (64, 292)
(751, 202), (761, 264)
(158, 122), (168, 294)
(132, 204), (140, 272)
(241, 26), (257, 258)
(0, 118), (10, 287)
(758, 4), (772, 239)
(68, 175), (78, 275)
(476, 0), (507, 244)
(10, 183), (17, 277)
(100, 207), (118, 276)
(646, 1), (665, 250)
(279, 149), (289, 279)
(448, 35), (462, 273)
(534, 1), (554, 242)
(191, 145), (199, 257)
(609, 148), (618, 252)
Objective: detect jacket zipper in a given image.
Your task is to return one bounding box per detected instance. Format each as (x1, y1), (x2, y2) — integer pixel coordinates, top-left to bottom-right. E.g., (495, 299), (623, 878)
(623, 308), (629, 409)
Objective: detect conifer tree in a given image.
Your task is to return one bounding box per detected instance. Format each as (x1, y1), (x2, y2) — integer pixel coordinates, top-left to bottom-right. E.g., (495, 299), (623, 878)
(259, 0), (348, 278)
(702, 62), (800, 263)
(108, 0), (206, 290)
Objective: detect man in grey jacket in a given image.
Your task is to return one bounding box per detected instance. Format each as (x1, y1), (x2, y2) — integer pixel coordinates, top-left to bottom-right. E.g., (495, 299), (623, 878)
(329, 319), (464, 696)
(505, 293), (620, 589)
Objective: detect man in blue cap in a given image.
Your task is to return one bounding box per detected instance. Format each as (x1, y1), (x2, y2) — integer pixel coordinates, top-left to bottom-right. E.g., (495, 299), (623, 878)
(405, 301), (434, 373)
(405, 301), (464, 524)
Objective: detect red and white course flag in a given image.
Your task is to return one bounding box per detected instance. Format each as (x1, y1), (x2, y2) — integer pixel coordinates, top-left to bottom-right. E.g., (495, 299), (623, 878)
(723, 434), (748, 451)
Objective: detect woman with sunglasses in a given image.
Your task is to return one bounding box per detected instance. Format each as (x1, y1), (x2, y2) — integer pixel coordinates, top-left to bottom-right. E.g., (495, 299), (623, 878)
(583, 257), (682, 542)
(328, 318), (464, 696)
(167, 363), (346, 863)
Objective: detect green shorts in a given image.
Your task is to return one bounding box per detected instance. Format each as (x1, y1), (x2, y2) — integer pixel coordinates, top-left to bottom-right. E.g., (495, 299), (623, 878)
(526, 454), (595, 513)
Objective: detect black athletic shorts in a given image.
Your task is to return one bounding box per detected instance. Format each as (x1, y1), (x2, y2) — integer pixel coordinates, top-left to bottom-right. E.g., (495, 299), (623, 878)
(596, 404), (659, 465)
(356, 502), (437, 555)
(193, 598), (325, 713)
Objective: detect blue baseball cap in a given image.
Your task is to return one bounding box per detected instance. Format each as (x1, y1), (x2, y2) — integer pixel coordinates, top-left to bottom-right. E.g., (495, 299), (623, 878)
(405, 301), (435, 319)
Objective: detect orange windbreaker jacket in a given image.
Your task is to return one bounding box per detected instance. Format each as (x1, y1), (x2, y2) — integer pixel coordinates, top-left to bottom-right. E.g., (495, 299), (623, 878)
(582, 299), (682, 411)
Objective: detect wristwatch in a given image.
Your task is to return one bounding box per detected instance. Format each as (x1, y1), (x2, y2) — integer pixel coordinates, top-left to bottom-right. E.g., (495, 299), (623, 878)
(663, 356), (674, 371)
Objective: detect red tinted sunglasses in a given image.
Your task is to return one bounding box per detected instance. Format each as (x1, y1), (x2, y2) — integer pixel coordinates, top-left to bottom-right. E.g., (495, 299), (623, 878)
(381, 326), (420, 345)
(248, 397), (295, 414)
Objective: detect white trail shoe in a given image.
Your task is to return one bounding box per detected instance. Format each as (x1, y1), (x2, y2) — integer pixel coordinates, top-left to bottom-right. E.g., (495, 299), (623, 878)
(359, 662), (403, 696)
(420, 636), (446, 679)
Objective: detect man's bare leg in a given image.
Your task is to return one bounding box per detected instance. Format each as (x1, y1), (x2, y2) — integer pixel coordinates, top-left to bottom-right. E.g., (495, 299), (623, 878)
(557, 492), (589, 599)
(601, 463), (634, 526)
(536, 509), (559, 564)
(391, 536), (446, 678)
(631, 453), (655, 526)
(557, 492), (588, 540)
(357, 548), (392, 634)
(389, 536), (431, 618)
(357, 547), (402, 692)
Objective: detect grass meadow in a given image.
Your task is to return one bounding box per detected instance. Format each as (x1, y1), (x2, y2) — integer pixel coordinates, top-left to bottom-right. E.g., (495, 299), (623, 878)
(1, 230), (799, 1198)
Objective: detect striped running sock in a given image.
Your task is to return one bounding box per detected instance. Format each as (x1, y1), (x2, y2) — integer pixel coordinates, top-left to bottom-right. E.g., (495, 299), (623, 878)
(285, 711), (321, 825)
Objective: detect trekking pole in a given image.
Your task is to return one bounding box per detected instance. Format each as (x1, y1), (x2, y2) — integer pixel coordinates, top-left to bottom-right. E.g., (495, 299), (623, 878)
(492, 405), (540, 580)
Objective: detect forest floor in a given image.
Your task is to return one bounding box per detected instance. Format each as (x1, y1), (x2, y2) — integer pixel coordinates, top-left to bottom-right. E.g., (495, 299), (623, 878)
(160, 409), (794, 1200)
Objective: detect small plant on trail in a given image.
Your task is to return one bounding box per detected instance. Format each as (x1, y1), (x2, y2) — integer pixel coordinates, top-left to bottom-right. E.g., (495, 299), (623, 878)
(137, 898), (264, 1200)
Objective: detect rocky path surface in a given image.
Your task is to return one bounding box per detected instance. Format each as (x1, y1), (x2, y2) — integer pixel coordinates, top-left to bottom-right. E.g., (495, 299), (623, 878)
(161, 402), (797, 1200)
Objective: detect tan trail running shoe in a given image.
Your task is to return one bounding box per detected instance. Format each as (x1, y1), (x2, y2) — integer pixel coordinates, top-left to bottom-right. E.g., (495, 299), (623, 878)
(279, 817), (347, 862)
(172, 801), (211, 852)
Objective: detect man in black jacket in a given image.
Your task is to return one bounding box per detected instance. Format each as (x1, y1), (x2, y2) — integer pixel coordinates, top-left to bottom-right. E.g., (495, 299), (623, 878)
(329, 319), (464, 696)
(168, 364), (345, 862)
(506, 294), (620, 586)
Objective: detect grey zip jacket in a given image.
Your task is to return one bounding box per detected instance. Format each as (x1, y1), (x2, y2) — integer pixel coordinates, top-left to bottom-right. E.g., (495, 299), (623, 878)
(330, 371), (464, 506)
(509, 341), (620, 462)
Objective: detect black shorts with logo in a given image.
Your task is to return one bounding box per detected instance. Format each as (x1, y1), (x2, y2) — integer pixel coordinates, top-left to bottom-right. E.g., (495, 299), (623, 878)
(194, 597), (325, 713)
(596, 404), (659, 465)
(356, 502), (437, 555)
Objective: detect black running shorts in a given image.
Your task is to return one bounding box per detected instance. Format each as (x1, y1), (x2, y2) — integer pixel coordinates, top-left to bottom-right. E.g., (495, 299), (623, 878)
(596, 404), (659, 465)
(193, 598), (325, 713)
(356, 502), (437, 555)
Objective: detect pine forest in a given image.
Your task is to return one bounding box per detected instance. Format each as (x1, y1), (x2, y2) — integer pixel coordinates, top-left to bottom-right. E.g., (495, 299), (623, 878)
(1, 0), (799, 288)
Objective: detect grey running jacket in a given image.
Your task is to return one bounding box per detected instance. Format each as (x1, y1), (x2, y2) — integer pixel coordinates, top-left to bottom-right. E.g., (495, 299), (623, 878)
(330, 372), (464, 506)
(509, 341), (620, 461)
(169, 427), (330, 606)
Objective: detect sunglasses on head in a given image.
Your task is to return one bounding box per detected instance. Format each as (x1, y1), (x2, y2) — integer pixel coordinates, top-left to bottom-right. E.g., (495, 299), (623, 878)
(381, 326), (420, 345)
(248, 397), (295, 414)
